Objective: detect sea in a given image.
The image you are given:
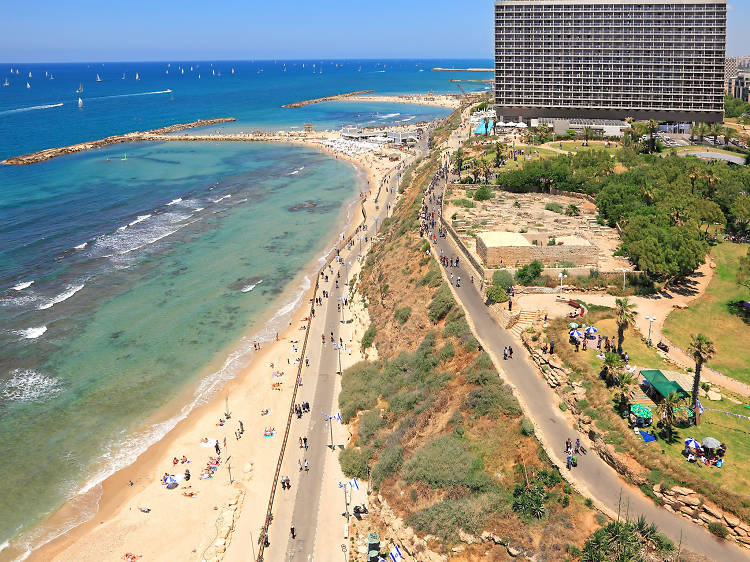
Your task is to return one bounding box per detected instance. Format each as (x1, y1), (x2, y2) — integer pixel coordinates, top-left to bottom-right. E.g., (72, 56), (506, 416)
(0, 59), (491, 559)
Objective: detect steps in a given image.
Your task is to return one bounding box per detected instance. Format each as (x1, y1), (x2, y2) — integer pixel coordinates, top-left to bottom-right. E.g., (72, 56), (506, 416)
(510, 310), (539, 338)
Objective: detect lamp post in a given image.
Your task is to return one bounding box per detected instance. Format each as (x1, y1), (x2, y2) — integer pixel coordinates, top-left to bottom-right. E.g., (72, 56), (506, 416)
(620, 268), (628, 291)
(645, 316), (656, 347)
(558, 272), (568, 294)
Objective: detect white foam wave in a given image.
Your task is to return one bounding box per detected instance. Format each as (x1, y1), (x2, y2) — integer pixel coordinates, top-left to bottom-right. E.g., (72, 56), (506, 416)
(129, 214), (152, 226)
(38, 284), (84, 310)
(377, 113), (400, 119)
(18, 326), (47, 339)
(1, 370), (62, 402)
(73, 242), (88, 251)
(396, 116), (416, 123)
(0, 102), (63, 116)
(166, 198), (182, 206)
(211, 194), (232, 203)
(241, 280), (263, 293)
(287, 166), (305, 176)
(12, 281), (34, 291)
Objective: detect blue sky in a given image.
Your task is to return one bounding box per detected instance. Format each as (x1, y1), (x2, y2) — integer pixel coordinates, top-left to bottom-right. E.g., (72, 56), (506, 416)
(0, 0), (747, 62)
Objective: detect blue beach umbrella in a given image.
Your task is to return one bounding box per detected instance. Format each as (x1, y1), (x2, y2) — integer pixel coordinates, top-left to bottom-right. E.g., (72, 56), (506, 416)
(585, 326), (598, 335)
(684, 438), (700, 449)
(569, 322), (579, 329)
(569, 330), (582, 338)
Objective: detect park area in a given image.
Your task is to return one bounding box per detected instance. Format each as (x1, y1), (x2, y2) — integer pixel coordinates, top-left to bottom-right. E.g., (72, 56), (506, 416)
(540, 302), (750, 517)
(663, 243), (750, 385)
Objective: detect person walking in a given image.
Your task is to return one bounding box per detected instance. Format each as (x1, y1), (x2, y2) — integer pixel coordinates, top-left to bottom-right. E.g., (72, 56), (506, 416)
(290, 525), (296, 539)
(215, 441), (221, 456)
(303, 437), (308, 450)
(304, 459), (309, 473)
(503, 347), (508, 360)
(508, 346), (513, 359)
(567, 451), (573, 470)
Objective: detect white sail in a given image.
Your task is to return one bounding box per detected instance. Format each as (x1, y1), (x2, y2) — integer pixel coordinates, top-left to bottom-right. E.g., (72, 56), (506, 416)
(76, 82), (83, 93)
(26, 81), (30, 88)
(135, 73), (140, 80)
(28, 72), (32, 78)
(96, 73), (102, 82)
(121, 73), (125, 80)
(78, 97), (83, 108)
(231, 67), (235, 74)
(3, 77), (8, 87)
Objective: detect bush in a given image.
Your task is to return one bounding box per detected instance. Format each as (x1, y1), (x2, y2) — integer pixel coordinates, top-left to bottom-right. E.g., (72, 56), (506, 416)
(357, 410), (385, 445)
(513, 480), (550, 519)
(419, 260), (443, 288)
(486, 284), (508, 304)
(428, 283), (455, 323)
(492, 269), (514, 289)
(339, 446), (372, 480)
(394, 306), (411, 325)
(708, 522), (729, 539)
(545, 202), (564, 214)
(404, 434), (492, 491)
(339, 361), (382, 422)
(521, 418), (535, 436)
(515, 260), (544, 286)
(439, 342), (455, 362)
(464, 382), (521, 417)
(362, 325), (377, 350)
(371, 445), (403, 489)
(408, 493), (504, 541)
(473, 185), (493, 201)
(453, 198), (475, 208)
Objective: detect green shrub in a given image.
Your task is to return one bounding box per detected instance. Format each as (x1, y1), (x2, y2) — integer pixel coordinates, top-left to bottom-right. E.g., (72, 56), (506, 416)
(545, 202), (563, 213)
(453, 198), (475, 208)
(394, 306), (412, 325)
(486, 284), (508, 304)
(357, 410), (385, 445)
(408, 493), (504, 541)
(491, 269), (514, 289)
(439, 342), (455, 362)
(708, 522), (729, 539)
(559, 401), (568, 411)
(339, 361), (382, 422)
(585, 497), (594, 508)
(371, 445), (403, 489)
(419, 260), (443, 288)
(521, 418), (535, 436)
(474, 185), (493, 201)
(404, 434), (492, 491)
(362, 325), (377, 350)
(464, 382), (521, 417)
(513, 481), (550, 519)
(389, 388), (428, 416)
(442, 308), (471, 340)
(339, 446), (372, 480)
(428, 284), (455, 323)
(515, 260), (544, 286)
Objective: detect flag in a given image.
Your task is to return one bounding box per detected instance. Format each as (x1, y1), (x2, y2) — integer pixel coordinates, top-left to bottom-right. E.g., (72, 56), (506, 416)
(349, 477), (359, 490)
(389, 545), (402, 562)
(696, 399), (705, 415)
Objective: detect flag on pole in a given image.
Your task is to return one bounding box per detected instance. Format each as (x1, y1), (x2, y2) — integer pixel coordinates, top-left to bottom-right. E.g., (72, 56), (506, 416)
(389, 545), (403, 562)
(349, 477), (359, 490)
(696, 399), (705, 415)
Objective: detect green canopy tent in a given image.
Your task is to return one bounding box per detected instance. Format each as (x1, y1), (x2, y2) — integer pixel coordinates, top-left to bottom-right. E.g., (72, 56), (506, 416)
(640, 369), (689, 399)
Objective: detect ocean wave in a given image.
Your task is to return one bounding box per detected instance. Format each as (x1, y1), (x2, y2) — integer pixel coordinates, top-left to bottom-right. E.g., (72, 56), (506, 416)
(1, 369), (62, 402)
(396, 116), (416, 123)
(0, 102), (63, 116)
(166, 198), (182, 206)
(241, 279), (263, 293)
(12, 281), (34, 291)
(129, 214), (152, 226)
(38, 284), (84, 310)
(89, 211), (191, 259)
(73, 242), (88, 251)
(17, 326), (47, 339)
(287, 166), (305, 176)
(211, 194), (232, 203)
(377, 113), (400, 119)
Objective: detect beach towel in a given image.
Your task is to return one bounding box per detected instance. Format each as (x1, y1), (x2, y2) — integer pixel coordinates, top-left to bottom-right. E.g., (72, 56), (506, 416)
(200, 439), (217, 448)
(639, 431), (657, 443)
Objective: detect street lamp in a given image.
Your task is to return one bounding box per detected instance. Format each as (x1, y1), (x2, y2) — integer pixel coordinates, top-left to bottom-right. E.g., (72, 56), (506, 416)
(645, 316), (656, 346)
(620, 268), (628, 291)
(558, 272), (568, 294)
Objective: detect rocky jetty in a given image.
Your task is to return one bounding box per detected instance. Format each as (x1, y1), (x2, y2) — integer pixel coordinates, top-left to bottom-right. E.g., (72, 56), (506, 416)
(2, 118), (236, 165)
(282, 90), (375, 108)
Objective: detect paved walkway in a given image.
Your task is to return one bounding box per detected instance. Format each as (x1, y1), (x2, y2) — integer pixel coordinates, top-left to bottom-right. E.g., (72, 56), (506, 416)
(428, 194), (750, 560)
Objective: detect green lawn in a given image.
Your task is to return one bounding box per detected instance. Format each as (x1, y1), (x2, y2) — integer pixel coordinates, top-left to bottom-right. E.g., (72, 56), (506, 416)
(663, 243), (750, 385)
(555, 141), (620, 155)
(668, 146), (746, 158)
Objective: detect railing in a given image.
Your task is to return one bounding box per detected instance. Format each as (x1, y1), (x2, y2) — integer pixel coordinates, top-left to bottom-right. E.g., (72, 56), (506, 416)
(255, 201), (368, 561)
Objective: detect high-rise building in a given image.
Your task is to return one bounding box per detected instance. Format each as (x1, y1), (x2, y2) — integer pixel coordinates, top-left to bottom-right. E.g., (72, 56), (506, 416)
(494, 0), (727, 123)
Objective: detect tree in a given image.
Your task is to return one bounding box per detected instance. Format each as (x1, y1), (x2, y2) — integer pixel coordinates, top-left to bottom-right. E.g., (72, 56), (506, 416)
(469, 159), (481, 183)
(648, 119), (658, 153)
(602, 352), (623, 387)
(737, 248), (750, 290)
(615, 298), (636, 354)
(492, 119), (498, 136)
(453, 148), (464, 180)
(702, 170), (721, 199)
(709, 122), (725, 144)
(515, 260), (544, 286)
(696, 122), (709, 144)
(485, 285), (508, 304)
(483, 116), (490, 137)
(476, 159), (492, 184)
(731, 194), (750, 232)
(565, 204), (581, 216)
(722, 126), (735, 147)
(494, 142), (502, 167)
(656, 391), (686, 442)
(583, 126), (593, 146)
(688, 334), (715, 426)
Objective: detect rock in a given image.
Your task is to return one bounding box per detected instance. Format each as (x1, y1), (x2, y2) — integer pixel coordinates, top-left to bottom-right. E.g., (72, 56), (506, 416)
(214, 538), (226, 547)
(724, 514), (741, 528)
(707, 390), (722, 401)
(219, 525), (231, 539)
(664, 504), (675, 513)
(507, 544), (522, 557)
(579, 414), (592, 425)
(699, 512), (719, 525)
(670, 486), (695, 496)
(481, 531), (504, 544)
(458, 529), (479, 544)
(702, 502), (723, 519)
(738, 536), (750, 546)
(652, 483), (662, 494)
(451, 546), (465, 553)
(242, 462), (254, 473)
(682, 495), (702, 507)
(680, 506), (696, 517)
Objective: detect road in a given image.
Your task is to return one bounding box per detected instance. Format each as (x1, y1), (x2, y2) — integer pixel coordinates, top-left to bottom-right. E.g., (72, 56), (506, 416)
(425, 183), (750, 560)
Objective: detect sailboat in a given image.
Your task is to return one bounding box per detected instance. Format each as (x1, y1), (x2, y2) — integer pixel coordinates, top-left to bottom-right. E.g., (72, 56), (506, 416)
(96, 73), (102, 82)
(28, 72), (32, 78)
(76, 82), (83, 93)
(26, 82), (30, 89)
(190, 66), (193, 72)
(135, 73), (140, 81)
(78, 97), (83, 108)
(49, 74), (55, 80)
(181, 68), (184, 75)
(3, 77), (8, 87)
(121, 153), (127, 161)
(121, 73), (126, 80)
(231, 67), (235, 74)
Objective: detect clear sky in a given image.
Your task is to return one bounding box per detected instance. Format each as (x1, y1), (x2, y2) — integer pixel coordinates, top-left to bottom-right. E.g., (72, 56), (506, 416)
(1, 0), (747, 62)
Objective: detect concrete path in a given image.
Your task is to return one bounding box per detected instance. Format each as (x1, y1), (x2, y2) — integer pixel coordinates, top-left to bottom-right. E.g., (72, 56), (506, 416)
(428, 194), (750, 560)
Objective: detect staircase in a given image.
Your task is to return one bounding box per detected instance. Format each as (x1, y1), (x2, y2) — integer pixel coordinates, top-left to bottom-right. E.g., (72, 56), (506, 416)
(510, 309), (539, 338)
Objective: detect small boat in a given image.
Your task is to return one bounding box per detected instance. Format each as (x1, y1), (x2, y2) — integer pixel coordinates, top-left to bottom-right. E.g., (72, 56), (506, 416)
(96, 73), (102, 82)
(165, 69), (169, 74)
(2, 77), (8, 87)
(135, 73), (140, 81)
(212, 69), (215, 76)
(181, 68), (184, 75)
(49, 74), (55, 80)
(121, 73), (126, 80)
(190, 66), (193, 72)
(26, 81), (30, 89)
(45, 71), (48, 77)
(76, 82), (83, 93)
(28, 72), (32, 78)
(78, 97), (83, 108)
(121, 153), (127, 161)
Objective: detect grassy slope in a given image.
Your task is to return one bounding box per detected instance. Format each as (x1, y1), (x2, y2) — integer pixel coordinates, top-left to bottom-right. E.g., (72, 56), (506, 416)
(663, 243), (750, 384)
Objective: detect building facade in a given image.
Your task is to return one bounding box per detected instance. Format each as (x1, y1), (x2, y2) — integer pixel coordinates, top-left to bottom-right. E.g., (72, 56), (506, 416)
(728, 73), (750, 103)
(495, 0), (727, 123)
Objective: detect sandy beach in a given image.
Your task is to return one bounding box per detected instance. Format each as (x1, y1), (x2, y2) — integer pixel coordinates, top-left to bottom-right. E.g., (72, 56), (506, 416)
(26, 132), (413, 562)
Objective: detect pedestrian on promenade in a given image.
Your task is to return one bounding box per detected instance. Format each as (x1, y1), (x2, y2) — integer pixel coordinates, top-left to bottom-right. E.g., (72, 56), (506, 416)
(290, 525), (296, 539)
(503, 347), (508, 360)
(298, 459), (303, 471)
(575, 439), (581, 455)
(566, 438), (572, 453)
(303, 437), (308, 450)
(304, 459), (309, 473)
(567, 451), (573, 470)
(215, 441), (221, 456)
(508, 346), (513, 359)
(549, 340), (555, 354)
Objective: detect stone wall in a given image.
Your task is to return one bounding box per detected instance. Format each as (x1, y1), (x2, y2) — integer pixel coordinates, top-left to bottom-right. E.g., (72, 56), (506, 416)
(477, 238), (599, 268)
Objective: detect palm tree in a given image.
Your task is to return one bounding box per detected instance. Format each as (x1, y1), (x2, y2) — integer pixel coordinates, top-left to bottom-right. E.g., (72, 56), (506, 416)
(619, 371), (636, 401)
(494, 142), (502, 167)
(470, 159), (481, 183)
(689, 121), (696, 143)
(476, 159), (491, 184)
(688, 334), (716, 426)
(615, 298), (636, 354)
(583, 126), (593, 146)
(696, 122), (709, 144)
(641, 185), (655, 204)
(492, 120), (498, 136)
(722, 126), (735, 147)
(703, 170), (721, 198)
(687, 167), (700, 194)
(602, 352), (623, 387)
(648, 119), (658, 153)
(656, 391), (686, 443)
(483, 116), (490, 137)
(453, 148), (464, 180)
(709, 122), (724, 144)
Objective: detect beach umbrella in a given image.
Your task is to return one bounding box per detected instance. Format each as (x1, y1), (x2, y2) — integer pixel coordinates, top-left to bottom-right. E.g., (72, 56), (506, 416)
(585, 326), (598, 335)
(569, 322), (579, 329)
(702, 437), (721, 450)
(569, 330), (582, 338)
(517, 122), (528, 128)
(630, 403), (651, 418)
(684, 437), (700, 449)
(165, 474), (178, 489)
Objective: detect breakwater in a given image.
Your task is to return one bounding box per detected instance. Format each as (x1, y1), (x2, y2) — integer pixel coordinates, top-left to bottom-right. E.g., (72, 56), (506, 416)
(1, 118), (237, 165)
(281, 90), (375, 108)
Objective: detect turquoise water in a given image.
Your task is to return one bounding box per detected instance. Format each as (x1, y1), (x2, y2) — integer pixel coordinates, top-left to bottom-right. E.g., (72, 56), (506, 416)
(0, 59), (487, 556)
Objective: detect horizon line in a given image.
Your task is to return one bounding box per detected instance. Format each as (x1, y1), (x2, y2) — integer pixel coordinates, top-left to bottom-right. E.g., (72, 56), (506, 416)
(0, 57), (494, 66)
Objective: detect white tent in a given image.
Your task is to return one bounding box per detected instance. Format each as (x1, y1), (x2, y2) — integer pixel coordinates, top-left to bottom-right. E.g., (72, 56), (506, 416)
(517, 122), (528, 128)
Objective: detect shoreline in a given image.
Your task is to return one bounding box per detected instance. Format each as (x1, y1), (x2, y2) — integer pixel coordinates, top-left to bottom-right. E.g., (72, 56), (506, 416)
(15, 132), (409, 562)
